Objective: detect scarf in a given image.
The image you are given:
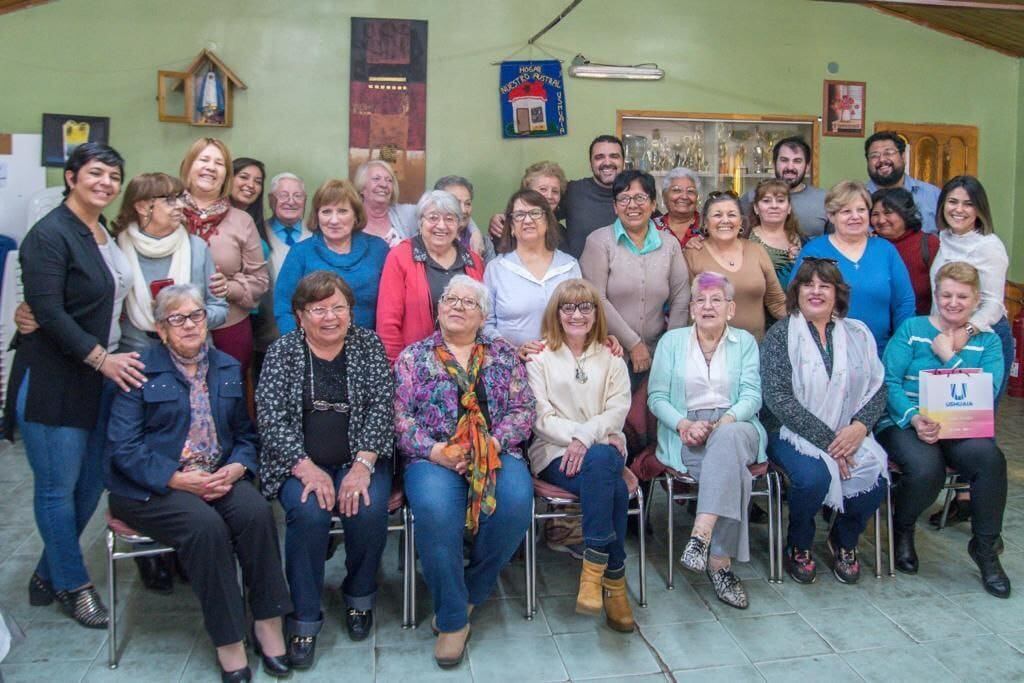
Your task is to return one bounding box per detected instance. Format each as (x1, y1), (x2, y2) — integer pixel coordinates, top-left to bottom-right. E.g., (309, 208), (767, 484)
(169, 345), (221, 473)
(780, 312), (888, 511)
(183, 192), (231, 244)
(118, 224), (192, 332)
(434, 341), (501, 533)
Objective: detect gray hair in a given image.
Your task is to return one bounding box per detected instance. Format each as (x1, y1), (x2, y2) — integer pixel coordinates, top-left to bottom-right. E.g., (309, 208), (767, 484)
(691, 271), (735, 301)
(662, 167), (701, 200)
(416, 189), (462, 223)
(352, 160), (399, 206)
(441, 274), (490, 319)
(268, 172), (305, 196)
(153, 283), (205, 322)
(433, 175), (474, 199)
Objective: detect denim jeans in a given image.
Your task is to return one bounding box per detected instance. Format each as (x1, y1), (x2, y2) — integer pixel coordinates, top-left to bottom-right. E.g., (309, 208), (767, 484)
(539, 445), (628, 570)
(404, 454), (532, 633)
(768, 433), (886, 550)
(16, 371), (113, 591)
(993, 316), (1012, 408)
(278, 459), (393, 634)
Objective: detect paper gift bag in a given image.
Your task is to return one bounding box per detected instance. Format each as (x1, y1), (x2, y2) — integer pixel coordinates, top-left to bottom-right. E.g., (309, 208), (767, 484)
(918, 369), (994, 439)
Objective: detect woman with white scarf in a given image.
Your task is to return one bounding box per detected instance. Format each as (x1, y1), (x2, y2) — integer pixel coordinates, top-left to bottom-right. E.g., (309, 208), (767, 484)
(113, 173), (228, 354)
(761, 258), (888, 586)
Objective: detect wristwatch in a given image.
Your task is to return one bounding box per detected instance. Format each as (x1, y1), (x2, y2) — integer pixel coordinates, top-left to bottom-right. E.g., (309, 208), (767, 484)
(354, 455), (375, 475)
(964, 323), (977, 337)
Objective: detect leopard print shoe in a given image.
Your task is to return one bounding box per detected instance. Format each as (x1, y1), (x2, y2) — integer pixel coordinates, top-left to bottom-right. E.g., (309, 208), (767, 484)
(707, 566), (748, 610)
(680, 535), (710, 573)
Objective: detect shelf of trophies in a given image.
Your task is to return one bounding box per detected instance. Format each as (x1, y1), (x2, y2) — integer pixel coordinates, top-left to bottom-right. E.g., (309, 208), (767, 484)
(616, 110), (821, 200)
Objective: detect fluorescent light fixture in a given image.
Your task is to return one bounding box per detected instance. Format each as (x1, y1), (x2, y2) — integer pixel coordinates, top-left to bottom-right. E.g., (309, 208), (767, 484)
(568, 54), (664, 81)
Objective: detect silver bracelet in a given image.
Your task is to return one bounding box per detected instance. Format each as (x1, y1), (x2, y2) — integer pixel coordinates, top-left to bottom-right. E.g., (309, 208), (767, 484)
(353, 455), (375, 475)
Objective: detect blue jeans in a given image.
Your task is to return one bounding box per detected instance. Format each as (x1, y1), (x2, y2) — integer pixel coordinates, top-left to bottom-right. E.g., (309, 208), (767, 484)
(278, 459), (393, 634)
(539, 445), (628, 570)
(993, 316), (1012, 408)
(16, 371), (113, 591)
(768, 433), (886, 550)
(404, 454), (532, 633)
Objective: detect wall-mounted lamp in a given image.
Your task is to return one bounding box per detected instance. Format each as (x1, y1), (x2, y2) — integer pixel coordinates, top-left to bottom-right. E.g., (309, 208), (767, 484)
(567, 54), (664, 81)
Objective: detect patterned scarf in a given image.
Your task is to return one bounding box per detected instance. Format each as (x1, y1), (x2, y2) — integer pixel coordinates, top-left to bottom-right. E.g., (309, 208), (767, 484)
(182, 191), (231, 244)
(434, 342), (501, 533)
(169, 344), (221, 473)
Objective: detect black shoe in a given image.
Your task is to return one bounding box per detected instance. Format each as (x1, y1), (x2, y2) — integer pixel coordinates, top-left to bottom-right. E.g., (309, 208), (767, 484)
(28, 572), (56, 606)
(968, 537), (1011, 599)
(346, 608), (373, 642)
(748, 501), (769, 525)
(250, 628), (292, 678)
(929, 498), (971, 528)
(893, 528), (919, 574)
(56, 586), (109, 629)
(134, 555), (173, 594)
(220, 665), (252, 682)
(287, 635), (316, 670)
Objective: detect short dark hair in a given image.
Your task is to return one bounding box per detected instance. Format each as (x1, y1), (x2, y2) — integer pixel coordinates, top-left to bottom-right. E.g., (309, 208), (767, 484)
(611, 170), (656, 201)
(936, 175), (994, 235)
(434, 175), (474, 199)
(232, 157), (267, 242)
(499, 188), (561, 254)
(785, 258), (851, 318)
(63, 142), (125, 197)
(588, 134), (623, 159)
(864, 131), (906, 157)
(870, 187), (922, 233)
(772, 136), (811, 165)
(291, 271), (356, 317)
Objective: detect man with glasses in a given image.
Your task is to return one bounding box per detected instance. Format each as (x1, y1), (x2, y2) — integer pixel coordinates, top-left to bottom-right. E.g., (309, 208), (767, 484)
(740, 136), (828, 237)
(268, 172), (311, 249)
(864, 131), (940, 234)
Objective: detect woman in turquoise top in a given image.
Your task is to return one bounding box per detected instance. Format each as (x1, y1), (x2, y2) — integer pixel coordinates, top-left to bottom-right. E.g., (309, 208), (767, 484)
(877, 261), (1009, 598)
(648, 271), (766, 610)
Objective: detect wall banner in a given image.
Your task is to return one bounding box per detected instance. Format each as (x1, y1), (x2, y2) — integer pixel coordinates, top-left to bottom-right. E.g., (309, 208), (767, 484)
(499, 60), (567, 139)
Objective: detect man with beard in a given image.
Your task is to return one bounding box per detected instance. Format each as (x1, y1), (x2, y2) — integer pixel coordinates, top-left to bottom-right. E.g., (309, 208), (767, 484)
(490, 135), (624, 259)
(741, 136), (828, 237)
(864, 131), (940, 234)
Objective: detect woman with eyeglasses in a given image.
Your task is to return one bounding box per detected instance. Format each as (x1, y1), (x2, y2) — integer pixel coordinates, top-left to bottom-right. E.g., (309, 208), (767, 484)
(653, 167), (702, 249)
(483, 189), (581, 357)
(684, 190), (786, 341)
(579, 170), (690, 383)
(791, 180), (915, 356)
(376, 190), (485, 363)
(257, 271), (394, 666)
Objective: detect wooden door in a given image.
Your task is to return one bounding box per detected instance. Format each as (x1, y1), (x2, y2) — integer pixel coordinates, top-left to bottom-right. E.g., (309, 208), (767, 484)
(873, 122), (978, 186)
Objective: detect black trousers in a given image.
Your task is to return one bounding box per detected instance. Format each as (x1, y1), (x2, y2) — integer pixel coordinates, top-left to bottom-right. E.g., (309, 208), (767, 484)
(109, 479), (292, 647)
(877, 426), (1006, 540)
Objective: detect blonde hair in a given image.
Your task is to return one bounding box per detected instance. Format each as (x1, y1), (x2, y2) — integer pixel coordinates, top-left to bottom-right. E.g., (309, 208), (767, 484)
(308, 179), (366, 232)
(824, 180), (871, 216)
(934, 261), (981, 295)
(179, 138), (233, 199)
(540, 279), (608, 352)
(352, 160), (400, 206)
(521, 161), (568, 193)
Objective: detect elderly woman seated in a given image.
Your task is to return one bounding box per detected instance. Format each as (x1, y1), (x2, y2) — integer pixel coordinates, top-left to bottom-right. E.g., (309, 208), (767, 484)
(394, 275), (535, 668)
(761, 259), (888, 586)
(106, 284), (291, 682)
(524, 279), (634, 632)
(256, 271), (394, 668)
(647, 272), (766, 610)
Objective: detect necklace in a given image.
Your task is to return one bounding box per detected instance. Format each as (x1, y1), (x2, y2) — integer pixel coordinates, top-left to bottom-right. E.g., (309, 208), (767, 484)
(306, 343), (350, 414)
(573, 352), (588, 384)
(708, 242), (740, 268)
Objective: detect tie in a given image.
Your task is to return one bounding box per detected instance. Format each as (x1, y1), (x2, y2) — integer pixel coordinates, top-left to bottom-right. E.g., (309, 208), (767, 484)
(284, 228), (296, 247)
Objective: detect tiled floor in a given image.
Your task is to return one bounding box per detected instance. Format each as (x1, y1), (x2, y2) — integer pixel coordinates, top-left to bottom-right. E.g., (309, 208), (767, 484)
(2, 400), (1024, 681)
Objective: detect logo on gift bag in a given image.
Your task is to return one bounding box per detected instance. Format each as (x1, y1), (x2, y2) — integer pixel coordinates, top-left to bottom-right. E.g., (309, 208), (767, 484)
(951, 383), (968, 401)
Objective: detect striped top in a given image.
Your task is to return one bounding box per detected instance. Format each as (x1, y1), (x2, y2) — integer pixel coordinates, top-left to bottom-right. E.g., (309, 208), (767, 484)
(881, 316), (1004, 429)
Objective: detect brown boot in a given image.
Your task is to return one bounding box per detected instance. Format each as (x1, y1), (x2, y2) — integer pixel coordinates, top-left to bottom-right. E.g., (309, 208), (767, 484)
(434, 624), (470, 668)
(602, 576), (635, 632)
(576, 558), (606, 615)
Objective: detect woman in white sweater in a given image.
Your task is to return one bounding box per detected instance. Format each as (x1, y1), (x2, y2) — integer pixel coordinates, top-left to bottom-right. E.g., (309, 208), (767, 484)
(524, 279), (634, 633)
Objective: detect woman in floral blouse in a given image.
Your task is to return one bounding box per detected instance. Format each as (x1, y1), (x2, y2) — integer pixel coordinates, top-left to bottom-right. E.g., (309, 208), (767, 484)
(393, 275), (535, 669)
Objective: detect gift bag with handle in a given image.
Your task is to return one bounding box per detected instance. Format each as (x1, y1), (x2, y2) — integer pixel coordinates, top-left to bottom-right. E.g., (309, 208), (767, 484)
(918, 368), (994, 439)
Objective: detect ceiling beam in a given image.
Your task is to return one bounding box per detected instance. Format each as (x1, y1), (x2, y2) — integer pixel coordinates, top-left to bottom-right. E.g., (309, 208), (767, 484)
(0, 0), (52, 16)
(863, 2), (1024, 56)
(823, 0), (1024, 8)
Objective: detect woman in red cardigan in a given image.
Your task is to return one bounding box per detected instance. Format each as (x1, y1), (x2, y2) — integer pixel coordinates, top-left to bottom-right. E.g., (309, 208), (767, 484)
(376, 190), (485, 362)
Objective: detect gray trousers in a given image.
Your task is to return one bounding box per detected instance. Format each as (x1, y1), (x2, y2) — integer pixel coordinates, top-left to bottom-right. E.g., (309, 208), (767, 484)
(679, 408), (758, 562)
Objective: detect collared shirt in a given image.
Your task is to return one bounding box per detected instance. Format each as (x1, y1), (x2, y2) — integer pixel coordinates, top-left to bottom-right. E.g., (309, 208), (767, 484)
(270, 217), (305, 246)
(865, 174), (941, 234)
(685, 327), (731, 411)
(483, 249), (581, 347)
(613, 218), (661, 255)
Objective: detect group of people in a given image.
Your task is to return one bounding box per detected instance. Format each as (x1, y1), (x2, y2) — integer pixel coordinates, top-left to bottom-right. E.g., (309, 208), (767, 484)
(5, 128), (1012, 680)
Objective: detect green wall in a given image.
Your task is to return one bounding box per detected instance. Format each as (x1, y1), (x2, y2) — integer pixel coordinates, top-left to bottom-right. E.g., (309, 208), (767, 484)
(1, 0), (1020, 275)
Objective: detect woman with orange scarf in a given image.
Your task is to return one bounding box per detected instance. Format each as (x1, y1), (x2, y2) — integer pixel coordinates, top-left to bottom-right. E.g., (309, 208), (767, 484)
(394, 275), (535, 669)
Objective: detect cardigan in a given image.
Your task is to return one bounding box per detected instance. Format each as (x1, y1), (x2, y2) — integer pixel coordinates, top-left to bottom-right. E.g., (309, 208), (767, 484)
(191, 207), (269, 328)
(105, 344), (257, 501)
(579, 224), (690, 353)
(647, 325), (767, 473)
(273, 231), (389, 334)
(376, 238), (485, 362)
(5, 204), (117, 435)
(881, 316), (1004, 430)
(255, 326), (394, 498)
(483, 249), (581, 347)
(929, 229), (1008, 331)
(393, 331), (535, 466)
(525, 342), (630, 475)
(885, 230), (939, 315)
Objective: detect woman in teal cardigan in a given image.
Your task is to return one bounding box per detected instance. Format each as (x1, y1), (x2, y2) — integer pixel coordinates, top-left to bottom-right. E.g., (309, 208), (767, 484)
(648, 271), (766, 610)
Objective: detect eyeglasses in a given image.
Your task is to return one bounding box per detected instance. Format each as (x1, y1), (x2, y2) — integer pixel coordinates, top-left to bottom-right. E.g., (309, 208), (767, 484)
(614, 194), (651, 207)
(304, 304), (350, 319)
(692, 296), (728, 308)
(423, 213), (459, 226)
(153, 193), (185, 206)
(311, 400), (350, 414)
(273, 192), (307, 203)
(867, 149), (901, 162)
(559, 301), (596, 315)
(803, 256), (839, 266)
(440, 295), (480, 310)
(164, 309), (207, 326)
(511, 209), (545, 223)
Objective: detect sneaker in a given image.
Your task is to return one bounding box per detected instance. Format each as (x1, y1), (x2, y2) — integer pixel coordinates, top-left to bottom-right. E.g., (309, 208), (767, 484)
(706, 565), (748, 609)
(785, 547), (817, 584)
(679, 535), (709, 573)
(827, 530), (861, 584)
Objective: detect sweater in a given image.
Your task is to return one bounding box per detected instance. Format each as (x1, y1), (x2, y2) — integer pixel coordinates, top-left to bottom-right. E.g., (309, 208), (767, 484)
(929, 229), (1008, 331)
(884, 230), (939, 315)
(192, 207), (269, 328)
(273, 231), (389, 334)
(483, 250), (581, 347)
(684, 240), (787, 340)
(742, 185), (828, 238)
(562, 177), (617, 259)
(579, 224), (690, 353)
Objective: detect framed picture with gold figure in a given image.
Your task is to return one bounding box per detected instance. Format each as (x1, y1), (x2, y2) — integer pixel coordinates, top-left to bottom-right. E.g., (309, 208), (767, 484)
(41, 113), (110, 167)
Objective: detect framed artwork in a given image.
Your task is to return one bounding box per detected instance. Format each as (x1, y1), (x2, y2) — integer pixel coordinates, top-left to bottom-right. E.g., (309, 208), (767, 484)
(41, 114), (110, 167)
(823, 80), (866, 138)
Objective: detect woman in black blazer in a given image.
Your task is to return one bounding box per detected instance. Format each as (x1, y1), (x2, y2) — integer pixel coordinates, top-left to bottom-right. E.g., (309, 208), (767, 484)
(5, 143), (145, 629)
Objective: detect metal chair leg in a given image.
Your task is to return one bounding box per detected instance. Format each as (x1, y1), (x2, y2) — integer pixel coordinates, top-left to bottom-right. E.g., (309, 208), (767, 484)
(107, 530), (118, 669)
(765, 473), (778, 583)
(774, 471), (785, 581)
(886, 480), (895, 577)
(665, 476), (674, 590)
(635, 487), (647, 607)
(874, 506), (883, 579)
(402, 507), (414, 628)
(525, 497), (536, 619)
(938, 474), (958, 530)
